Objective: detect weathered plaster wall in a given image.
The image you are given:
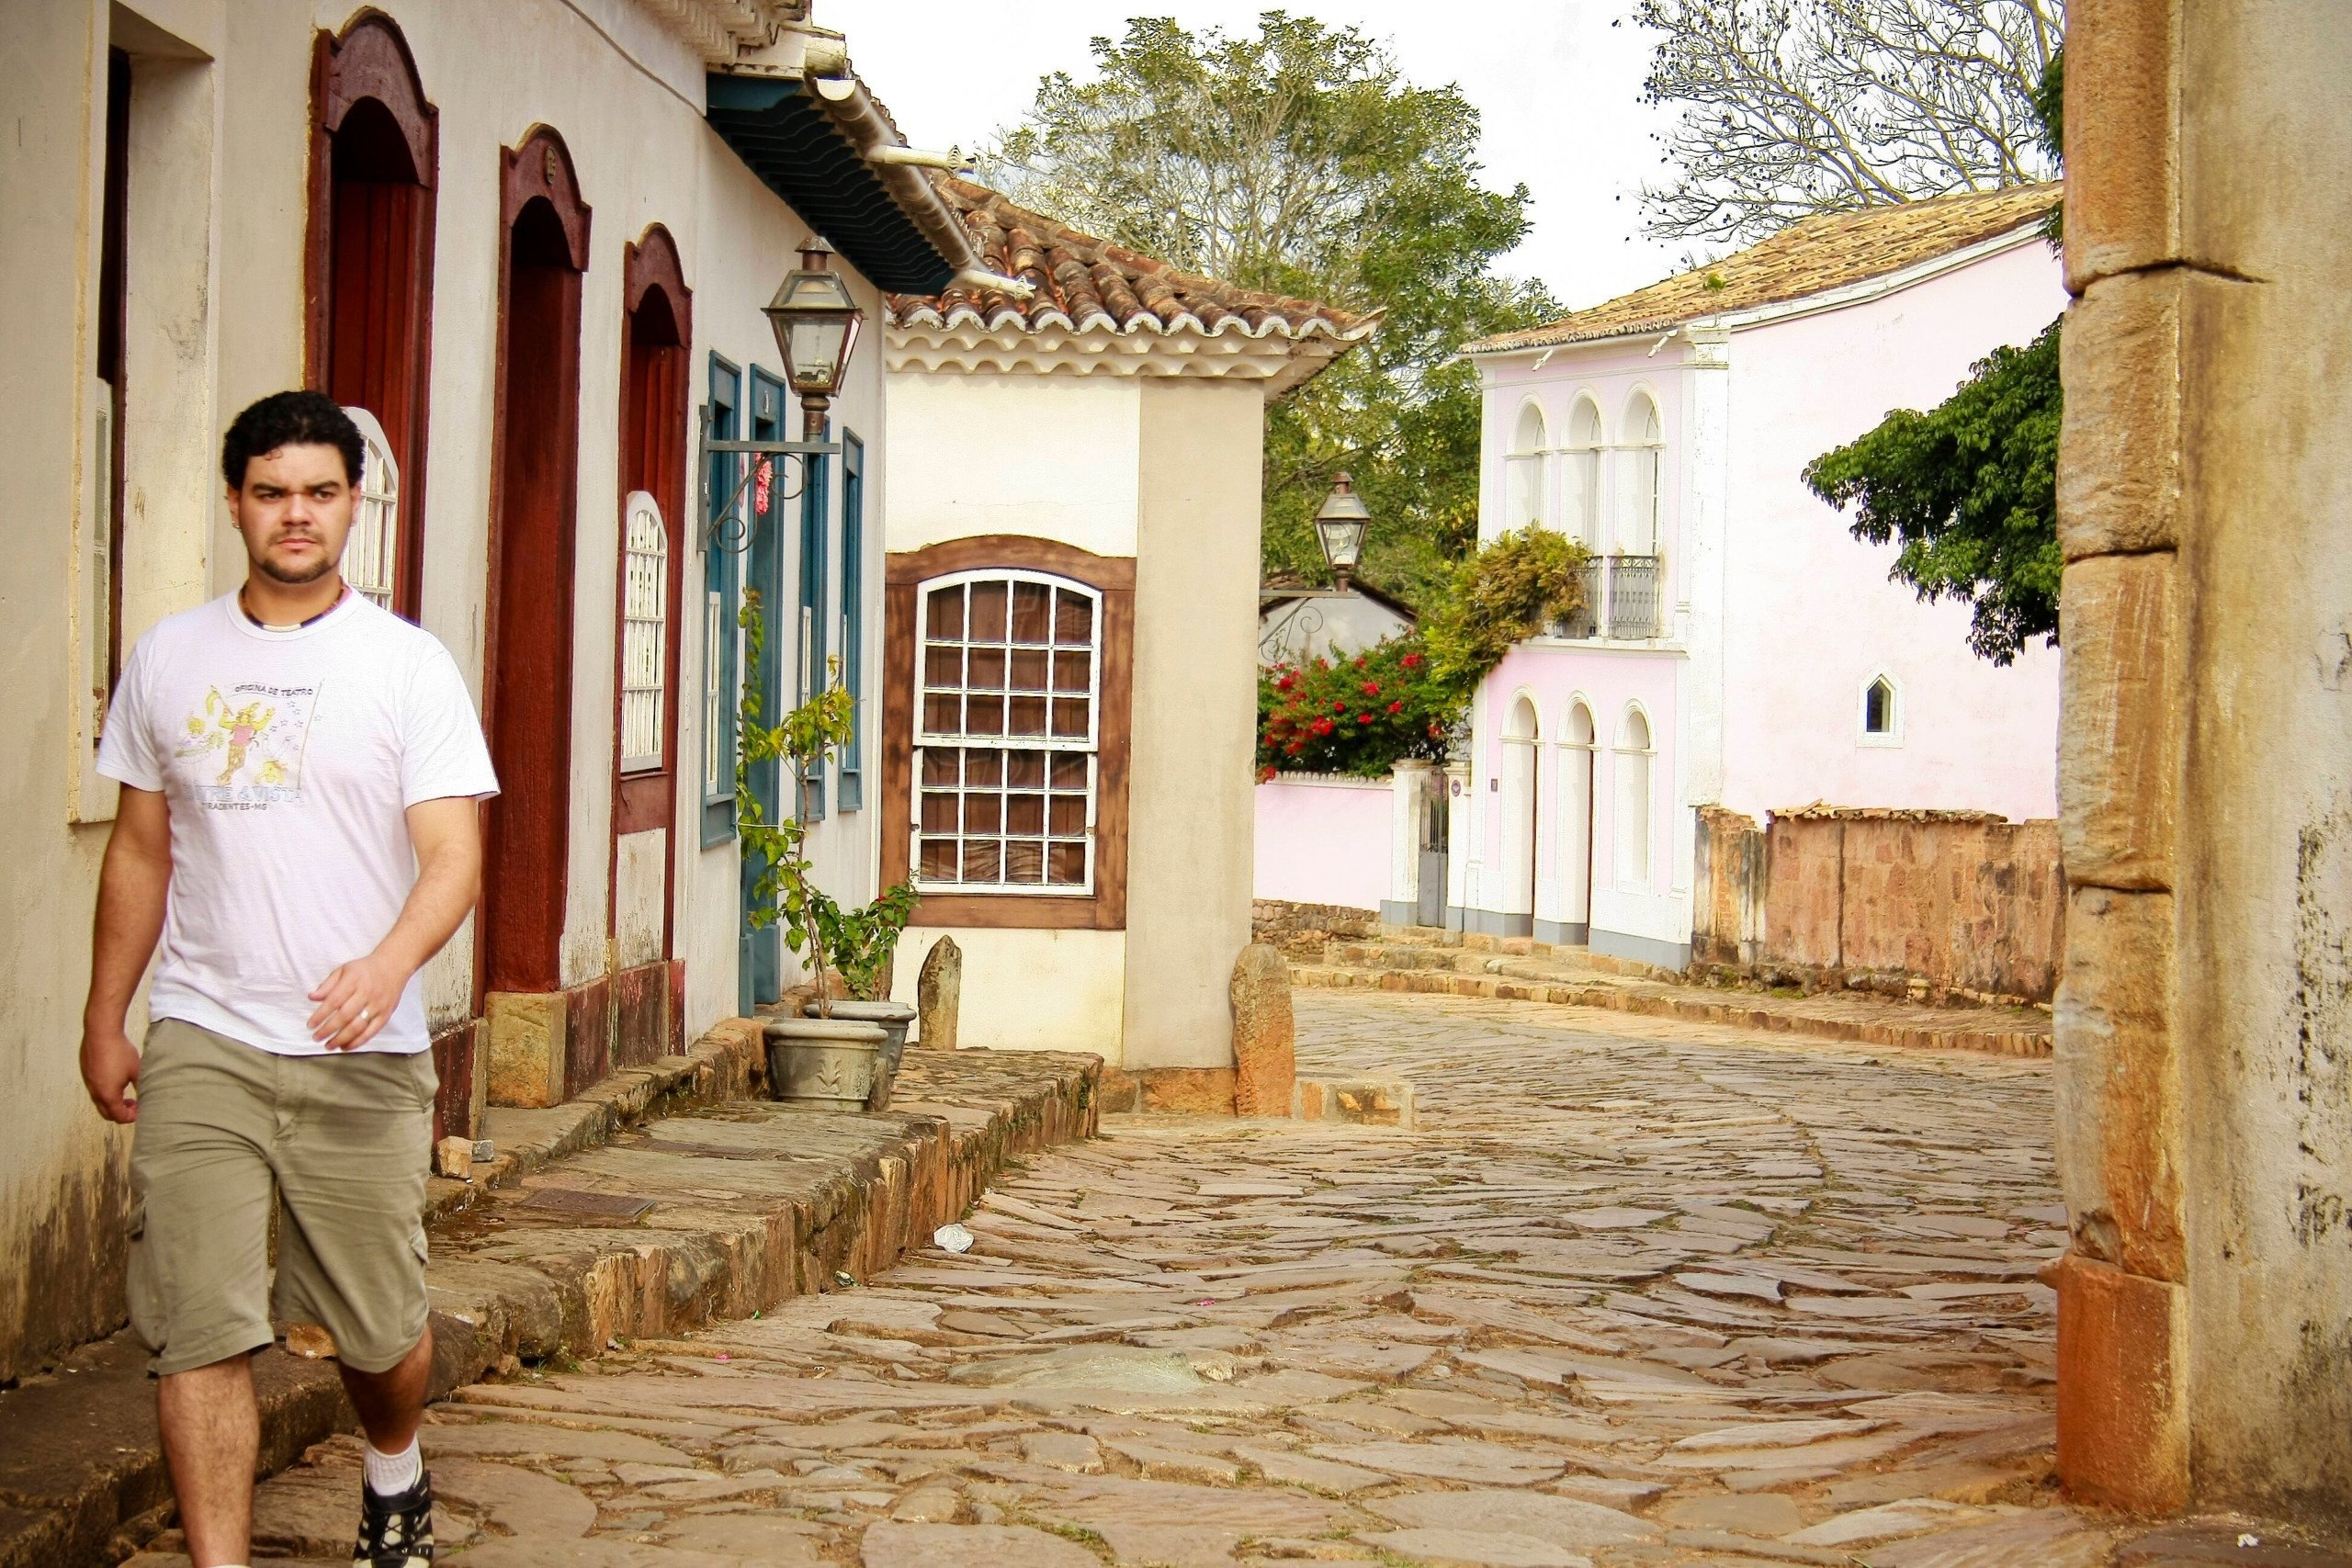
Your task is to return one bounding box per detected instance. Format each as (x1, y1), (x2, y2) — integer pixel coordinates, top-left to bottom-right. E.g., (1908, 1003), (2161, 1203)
(2054, 0), (2352, 1531)
(1253, 773), (1390, 913)
(0, 0), (888, 1378)
(1694, 807), (2064, 1002)
(889, 927), (1125, 1061)
(1719, 241), (2065, 826)
(1123, 380), (1261, 1071)
(882, 375), (1141, 558)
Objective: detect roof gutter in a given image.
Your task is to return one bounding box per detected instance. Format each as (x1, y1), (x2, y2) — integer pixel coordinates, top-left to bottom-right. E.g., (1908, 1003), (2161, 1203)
(724, 27), (1031, 299)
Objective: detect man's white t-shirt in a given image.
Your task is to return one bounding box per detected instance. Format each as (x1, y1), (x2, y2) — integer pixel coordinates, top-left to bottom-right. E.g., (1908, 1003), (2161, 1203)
(97, 591), (499, 1056)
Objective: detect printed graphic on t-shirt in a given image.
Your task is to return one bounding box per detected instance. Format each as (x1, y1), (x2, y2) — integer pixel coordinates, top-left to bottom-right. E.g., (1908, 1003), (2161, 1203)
(175, 682), (322, 809)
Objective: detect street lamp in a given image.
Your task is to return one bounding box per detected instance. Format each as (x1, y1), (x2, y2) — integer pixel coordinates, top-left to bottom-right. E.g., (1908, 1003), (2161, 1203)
(763, 237), (865, 437)
(1314, 472), (1371, 590)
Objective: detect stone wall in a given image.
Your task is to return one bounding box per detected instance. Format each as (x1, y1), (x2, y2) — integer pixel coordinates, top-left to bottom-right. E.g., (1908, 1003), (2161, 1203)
(2052, 0), (2352, 1533)
(1693, 807), (2064, 1005)
(1250, 897), (1379, 960)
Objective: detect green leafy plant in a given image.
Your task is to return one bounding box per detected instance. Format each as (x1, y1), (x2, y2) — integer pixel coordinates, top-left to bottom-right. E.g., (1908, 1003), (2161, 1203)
(1419, 525), (1592, 697)
(1258, 635), (1462, 778)
(736, 591), (918, 1011)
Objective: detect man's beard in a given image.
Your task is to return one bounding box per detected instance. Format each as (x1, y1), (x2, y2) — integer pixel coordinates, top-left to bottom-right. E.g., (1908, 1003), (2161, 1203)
(254, 540), (338, 585)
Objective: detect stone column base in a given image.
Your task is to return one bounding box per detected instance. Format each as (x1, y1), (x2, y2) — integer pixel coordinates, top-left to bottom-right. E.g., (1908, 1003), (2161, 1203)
(484, 959), (682, 1109)
(1097, 1066), (1236, 1115)
(2051, 1250), (2188, 1512)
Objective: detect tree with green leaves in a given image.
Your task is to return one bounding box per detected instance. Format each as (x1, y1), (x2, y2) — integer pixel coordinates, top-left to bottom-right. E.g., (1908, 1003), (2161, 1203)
(984, 13), (1555, 604)
(1801, 46), (2064, 665)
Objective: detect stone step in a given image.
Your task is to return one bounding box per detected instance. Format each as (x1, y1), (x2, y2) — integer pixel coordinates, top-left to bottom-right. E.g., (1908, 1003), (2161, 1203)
(1292, 964), (2053, 1060)
(0, 1032), (1101, 1568)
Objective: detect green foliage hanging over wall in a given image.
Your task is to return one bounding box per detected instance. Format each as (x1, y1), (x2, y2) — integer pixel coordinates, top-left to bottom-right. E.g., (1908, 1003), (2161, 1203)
(1420, 526), (1593, 698)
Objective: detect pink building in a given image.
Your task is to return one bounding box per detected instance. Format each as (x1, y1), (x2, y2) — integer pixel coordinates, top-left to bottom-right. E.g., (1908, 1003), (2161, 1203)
(1451, 186), (2064, 969)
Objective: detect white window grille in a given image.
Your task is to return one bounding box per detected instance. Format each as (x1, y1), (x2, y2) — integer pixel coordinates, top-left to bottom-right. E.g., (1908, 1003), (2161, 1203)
(620, 491), (668, 773)
(913, 571), (1100, 895)
(1621, 393), (1663, 554)
(1506, 401), (1549, 530)
(1566, 397), (1604, 548)
(341, 405), (399, 609)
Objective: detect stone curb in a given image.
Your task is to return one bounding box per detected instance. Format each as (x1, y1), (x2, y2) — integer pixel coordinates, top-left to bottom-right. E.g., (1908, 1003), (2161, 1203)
(1292, 964), (2054, 1059)
(0, 1026), (1099, 1568)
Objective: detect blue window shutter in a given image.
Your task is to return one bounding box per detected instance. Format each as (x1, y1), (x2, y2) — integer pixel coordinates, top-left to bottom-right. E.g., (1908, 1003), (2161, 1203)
(700, 354), (741, 849)
(838, 431), (864, 811)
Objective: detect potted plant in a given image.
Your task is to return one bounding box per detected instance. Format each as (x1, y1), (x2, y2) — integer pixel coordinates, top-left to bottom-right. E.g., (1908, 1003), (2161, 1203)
(738, 592), (920, 1110)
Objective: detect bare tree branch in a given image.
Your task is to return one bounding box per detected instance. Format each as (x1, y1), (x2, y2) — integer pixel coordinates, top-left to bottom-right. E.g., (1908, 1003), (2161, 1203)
(1637, 0), (2064, 247)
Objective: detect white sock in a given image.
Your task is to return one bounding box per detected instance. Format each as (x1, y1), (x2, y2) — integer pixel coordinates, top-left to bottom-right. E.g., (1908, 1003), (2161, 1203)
(363, 1436), (423, 1497)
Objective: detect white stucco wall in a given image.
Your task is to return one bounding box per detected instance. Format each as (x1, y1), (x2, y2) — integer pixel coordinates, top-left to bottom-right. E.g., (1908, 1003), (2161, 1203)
(1718, 238), (2064, 823)
(883, 375), (1141, 558)
(889, 927), (1125, 1057)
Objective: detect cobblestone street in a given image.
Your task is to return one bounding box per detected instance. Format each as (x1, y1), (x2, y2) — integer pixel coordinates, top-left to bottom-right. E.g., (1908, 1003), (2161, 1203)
(146, 992), (2154, 1566)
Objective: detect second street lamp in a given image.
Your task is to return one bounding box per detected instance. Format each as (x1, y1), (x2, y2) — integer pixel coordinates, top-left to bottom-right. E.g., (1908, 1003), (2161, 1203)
(763, 237), (865, 437)
(1314, 471), (1371, 591)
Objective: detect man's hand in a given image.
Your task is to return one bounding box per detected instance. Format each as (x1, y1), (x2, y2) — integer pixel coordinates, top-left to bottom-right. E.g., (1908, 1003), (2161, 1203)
(307, 951), (410, 1051)
(81, 1027), (142, 1122)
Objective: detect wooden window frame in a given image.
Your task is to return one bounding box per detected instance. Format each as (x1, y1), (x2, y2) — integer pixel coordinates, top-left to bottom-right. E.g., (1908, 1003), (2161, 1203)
(305, 10), (438, 621)
(882, 536), (1134, 931)
(613, 224), (691, 838)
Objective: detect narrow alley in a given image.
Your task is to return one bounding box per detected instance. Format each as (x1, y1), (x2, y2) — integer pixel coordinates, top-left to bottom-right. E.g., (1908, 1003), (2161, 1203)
(125, 991), (2180, 1568)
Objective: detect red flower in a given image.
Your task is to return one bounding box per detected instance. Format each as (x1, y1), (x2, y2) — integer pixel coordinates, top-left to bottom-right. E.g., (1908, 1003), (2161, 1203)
(1312, 657), (1329, 671)
(1401, 652), (1424, 669)
(1387, 699), (1404, 714)
(1357, 713), (1374, 725)
(1332, 701), (1348, 714)
(1353, 655), (1369, 670)
(1274, 673), (1297, 693)
(1310, 716), (1335, 736)
(1284, 739), (1304, 754)
(1360, 680), (1381, 696)
(1259, 764), (1277, 783)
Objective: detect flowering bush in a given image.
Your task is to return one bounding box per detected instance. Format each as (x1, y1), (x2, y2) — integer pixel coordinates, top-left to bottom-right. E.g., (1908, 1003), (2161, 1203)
(1257, 635), (1462, 779)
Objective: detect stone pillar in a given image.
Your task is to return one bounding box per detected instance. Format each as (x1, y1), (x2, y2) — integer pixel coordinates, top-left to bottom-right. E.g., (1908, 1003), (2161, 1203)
(1384, 760), (1431, 927)
(915, 935), (961, 1051)
(1228, 944), (1295, 1117)
(2054, 0), (2352, 1529)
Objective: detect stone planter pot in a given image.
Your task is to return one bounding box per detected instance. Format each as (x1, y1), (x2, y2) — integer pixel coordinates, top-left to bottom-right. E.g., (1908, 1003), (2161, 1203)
(805, 999), (915, 1111)
(763, 1017), (887, 1111)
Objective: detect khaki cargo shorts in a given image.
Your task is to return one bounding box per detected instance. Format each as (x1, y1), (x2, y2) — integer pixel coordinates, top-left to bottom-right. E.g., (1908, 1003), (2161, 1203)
(128, 1018), (437, 1377)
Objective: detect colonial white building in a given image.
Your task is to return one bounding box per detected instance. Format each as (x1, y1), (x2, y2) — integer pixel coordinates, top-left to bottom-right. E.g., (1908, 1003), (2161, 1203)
(1449, 186), (2065, 968)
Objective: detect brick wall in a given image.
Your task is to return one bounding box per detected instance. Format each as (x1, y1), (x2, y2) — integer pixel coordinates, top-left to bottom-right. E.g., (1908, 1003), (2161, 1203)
(1694, 806), (2064, 1005)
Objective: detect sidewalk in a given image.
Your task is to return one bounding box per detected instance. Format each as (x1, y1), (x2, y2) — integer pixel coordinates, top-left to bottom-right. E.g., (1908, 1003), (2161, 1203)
(1294, 931), (2053, 1059)
(0, 1023), (1099, 1568)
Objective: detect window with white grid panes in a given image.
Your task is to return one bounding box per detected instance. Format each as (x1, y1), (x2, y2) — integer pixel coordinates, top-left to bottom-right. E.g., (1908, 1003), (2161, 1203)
(619, 491), (667, 772)
(342, 406), (400, 609)
(914, 572), (1100, 894)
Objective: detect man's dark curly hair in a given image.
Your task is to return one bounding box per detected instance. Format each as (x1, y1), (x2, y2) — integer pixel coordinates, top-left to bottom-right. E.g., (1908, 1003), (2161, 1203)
(220, 389), (366, 490)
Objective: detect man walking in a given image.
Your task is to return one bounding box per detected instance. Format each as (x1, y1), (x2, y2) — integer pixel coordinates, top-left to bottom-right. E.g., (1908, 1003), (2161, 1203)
(81, 390), (497, 1568)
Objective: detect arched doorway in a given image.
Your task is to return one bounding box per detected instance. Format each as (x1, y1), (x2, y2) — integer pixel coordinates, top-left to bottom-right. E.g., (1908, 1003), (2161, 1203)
(1499, 694), (1540, 933)
(481, 129), (591, 998)
(306, 12), (437, 618)
(1559, 701), (1596, 942)
(1615, 705), (1654, 887)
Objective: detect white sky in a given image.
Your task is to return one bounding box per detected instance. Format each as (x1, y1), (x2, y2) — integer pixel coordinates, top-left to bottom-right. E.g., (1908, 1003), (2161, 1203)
(817, 1), (1687, 312)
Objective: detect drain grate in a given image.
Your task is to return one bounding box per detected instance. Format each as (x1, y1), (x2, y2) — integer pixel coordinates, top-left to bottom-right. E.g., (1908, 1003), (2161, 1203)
(517, 1188), (656, 1222)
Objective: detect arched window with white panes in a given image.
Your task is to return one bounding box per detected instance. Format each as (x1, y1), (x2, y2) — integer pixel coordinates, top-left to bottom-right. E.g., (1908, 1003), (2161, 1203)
(1566, 396), (1604, 548)
(619, 491), (668, 773)
(1615, 705), (1654, 886)
(342, 405), (400, 608)
(914, 571), (1101, 895)
(1620, 391), (1663, 554)
(1506, 400), (1549, 530)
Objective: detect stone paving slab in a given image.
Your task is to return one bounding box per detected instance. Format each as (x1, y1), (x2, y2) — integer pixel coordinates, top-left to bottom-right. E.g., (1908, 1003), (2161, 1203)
(96, 993), (2352, 1568)
(1, 1029), (1096, 1568)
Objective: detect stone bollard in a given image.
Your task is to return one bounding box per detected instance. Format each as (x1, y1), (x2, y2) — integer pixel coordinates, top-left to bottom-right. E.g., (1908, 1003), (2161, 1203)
(916, 934), (962, 1051)
(1230, 942), (1295, 1117)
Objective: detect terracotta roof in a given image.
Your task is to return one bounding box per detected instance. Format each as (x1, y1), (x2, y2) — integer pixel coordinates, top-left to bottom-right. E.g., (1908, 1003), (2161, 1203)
(888, 175), (1374, 346)
(1466, 184), (2059, 355)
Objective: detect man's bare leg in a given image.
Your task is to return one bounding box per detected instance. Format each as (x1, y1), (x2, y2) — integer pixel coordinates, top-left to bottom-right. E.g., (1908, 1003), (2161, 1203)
(341, 1325), (433, 1455)
(157, 1356), (258, 1567)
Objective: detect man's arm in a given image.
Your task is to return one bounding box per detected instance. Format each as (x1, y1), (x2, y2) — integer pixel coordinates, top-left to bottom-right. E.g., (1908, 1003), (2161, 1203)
(83, 785), (173, 1122)
(307, 795), (482, 1051)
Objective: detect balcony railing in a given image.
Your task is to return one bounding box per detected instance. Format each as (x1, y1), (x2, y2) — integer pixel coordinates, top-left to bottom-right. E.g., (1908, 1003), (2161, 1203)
(1549, 554), (1662, 640)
